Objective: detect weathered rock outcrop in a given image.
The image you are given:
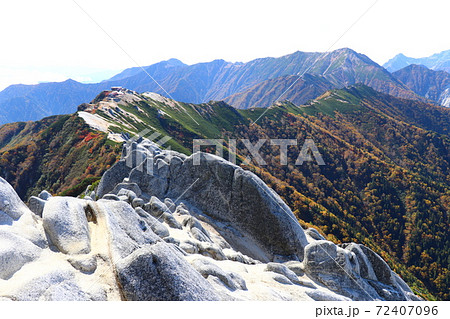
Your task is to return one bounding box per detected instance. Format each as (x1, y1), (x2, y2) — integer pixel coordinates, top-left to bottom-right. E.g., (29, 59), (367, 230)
(0, 231), (41, 280)
(103, 142), (308, 262)
(303, 240), (409, 301)
(42, 197), (92, 255)
(116, 243), (221, 301)
(0, 177), (30, 222)
(0, 141), (421, 301)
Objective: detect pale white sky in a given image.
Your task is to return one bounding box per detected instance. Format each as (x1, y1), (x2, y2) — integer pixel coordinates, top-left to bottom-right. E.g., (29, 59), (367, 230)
(0, 0), (449, 90)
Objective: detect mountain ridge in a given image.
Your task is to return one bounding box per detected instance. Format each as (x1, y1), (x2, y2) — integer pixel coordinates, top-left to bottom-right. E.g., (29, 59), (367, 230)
(0, 48), (425, 125)
(223, 74), (335, 109)
(384, 49), (450, 73)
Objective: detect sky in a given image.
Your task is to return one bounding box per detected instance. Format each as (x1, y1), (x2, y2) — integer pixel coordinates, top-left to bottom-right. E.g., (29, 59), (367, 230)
(0, 0), (449, 91)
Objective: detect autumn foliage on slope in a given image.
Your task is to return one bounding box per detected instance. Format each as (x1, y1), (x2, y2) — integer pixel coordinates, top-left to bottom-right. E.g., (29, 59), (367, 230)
(0, 115), (121, 199)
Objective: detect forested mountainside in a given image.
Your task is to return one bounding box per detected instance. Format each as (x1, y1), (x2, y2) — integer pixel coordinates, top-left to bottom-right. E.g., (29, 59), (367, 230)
(0, 115), (121, 199)
(0, 85), (448, 299)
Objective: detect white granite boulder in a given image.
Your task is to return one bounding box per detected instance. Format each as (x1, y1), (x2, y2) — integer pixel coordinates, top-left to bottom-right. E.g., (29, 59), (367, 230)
(42, 197), (91, 255)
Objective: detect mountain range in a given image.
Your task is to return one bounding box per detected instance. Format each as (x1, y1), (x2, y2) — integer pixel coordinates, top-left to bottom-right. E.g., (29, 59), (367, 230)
(0, 80), (111, 125)
(384, 49), (450, 73)
(0, 48), (435, 125)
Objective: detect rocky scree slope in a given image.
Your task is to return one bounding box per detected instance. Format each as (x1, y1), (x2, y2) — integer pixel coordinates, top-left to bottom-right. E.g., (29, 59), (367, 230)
(0, 140), (420, 300)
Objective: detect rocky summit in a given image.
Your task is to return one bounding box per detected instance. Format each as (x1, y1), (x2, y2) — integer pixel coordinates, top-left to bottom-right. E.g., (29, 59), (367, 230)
(0, 140), (420, 301)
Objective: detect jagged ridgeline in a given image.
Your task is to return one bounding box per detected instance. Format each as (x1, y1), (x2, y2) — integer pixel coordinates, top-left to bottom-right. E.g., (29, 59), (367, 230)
(0, 48), (425, 126)
(0, 86), (448, 299)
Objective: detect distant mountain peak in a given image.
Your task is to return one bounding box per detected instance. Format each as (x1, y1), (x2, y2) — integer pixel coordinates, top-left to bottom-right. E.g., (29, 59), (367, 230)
(394, 53), (407, 58)
(63, 78), (81, 84)
(334, 47), (357, 54)
(402, 63), (427, 70)
(164, 58), (185, 66)
(384, 49), (450, 73)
